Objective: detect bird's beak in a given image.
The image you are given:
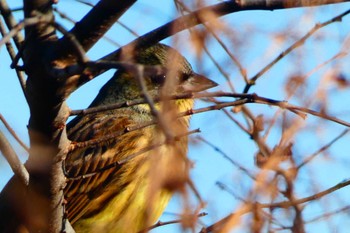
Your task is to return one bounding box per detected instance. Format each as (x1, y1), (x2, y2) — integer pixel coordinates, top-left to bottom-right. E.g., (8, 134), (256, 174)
(182, 72), (218, 93)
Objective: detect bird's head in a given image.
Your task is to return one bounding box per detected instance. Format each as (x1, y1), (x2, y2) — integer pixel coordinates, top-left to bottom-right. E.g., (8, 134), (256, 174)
(133, 44), (217, 94)
(92, 44), (217, 112)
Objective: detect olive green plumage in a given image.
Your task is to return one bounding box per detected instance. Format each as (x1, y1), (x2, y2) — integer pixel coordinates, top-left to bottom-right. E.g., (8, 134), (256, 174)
(64, 44), (217, 233)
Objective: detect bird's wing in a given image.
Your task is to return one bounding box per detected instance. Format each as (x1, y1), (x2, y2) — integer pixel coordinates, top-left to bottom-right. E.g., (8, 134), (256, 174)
(64, 112), (144, 223)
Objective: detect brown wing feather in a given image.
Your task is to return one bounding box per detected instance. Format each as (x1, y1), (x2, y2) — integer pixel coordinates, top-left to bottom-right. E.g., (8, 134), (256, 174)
(64, 111), (143, 223)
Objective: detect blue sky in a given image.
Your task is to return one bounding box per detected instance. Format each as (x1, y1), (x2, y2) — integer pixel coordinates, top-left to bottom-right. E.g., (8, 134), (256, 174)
(2, 1), (350, 232)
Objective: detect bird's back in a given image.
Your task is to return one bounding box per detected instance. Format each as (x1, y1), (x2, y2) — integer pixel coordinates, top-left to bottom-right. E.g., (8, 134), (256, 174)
(64, 104), (188, 232)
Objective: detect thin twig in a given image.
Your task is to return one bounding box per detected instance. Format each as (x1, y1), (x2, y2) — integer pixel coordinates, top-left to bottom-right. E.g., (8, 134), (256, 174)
(140, 212), (208, 233)
(297, 129), (350, 170)
(0, 0), (24, 48)
(0, 114), (29, 152)
(0, 15), (52, 48)
(197, 135), (255, 180)
(187, 178), (204, 205)
(0, 17), (27, 102)
(263, 51), (348, 141)
(175, 1), (238, 91)
(54, 7), (124, 47)
(216, 181), (247, 203)
(134, 65), (175, 142)
(305, 205), (350, 224)
(0, 130), (29, 185)
(243, 8), (350, 93)
(201, 18), (247, 85)
(0, 14), (89, 64)
(53, 22), (89, 64)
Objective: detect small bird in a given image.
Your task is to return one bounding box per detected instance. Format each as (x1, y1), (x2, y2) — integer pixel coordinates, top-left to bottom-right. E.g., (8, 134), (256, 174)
(64, 43), (217, 233)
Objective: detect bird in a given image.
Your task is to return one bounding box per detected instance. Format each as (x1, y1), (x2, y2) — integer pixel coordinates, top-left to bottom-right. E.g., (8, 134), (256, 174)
(64, 43), (217, 233)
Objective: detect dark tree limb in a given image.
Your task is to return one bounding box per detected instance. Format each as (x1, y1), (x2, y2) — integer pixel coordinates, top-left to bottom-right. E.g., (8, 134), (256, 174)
(61, 0), (136, 52)
(23, 0), (57, 40)
(9, 1), (73, 232)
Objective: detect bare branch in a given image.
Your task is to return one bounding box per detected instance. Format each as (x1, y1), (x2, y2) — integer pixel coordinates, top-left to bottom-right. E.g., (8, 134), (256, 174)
(134, 65), (176, 142)
(0, 14), (56, 48)
(201, 178), (350, 232)
(103, 0), (350, 62)
(53, 7), (123, 47)
(0, 114), (29, 152)
(196, 136), (255, 180)
(243, 8), (350, 93)
(306, 205), (350, 223)
(297, 129), (350, 169)
(0, 130), (29, 186)
(140, 212), (207, 233)
(63, 0), (136, 51)
(23, 0), (57, 41)
(0, 0), (24, 48)
(0, 18), (27, 101)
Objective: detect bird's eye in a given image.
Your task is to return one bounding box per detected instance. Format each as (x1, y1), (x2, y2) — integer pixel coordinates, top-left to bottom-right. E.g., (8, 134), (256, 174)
(150, 74), (166, 85)
(179, 72), (192, 82)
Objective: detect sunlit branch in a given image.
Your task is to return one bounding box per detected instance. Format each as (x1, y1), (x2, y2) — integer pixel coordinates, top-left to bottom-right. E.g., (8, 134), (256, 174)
(0, 114), (29, 152)
(0, 130), (29, 186)
(201, 178), (350, 232)
(135, 65), (175, 142)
